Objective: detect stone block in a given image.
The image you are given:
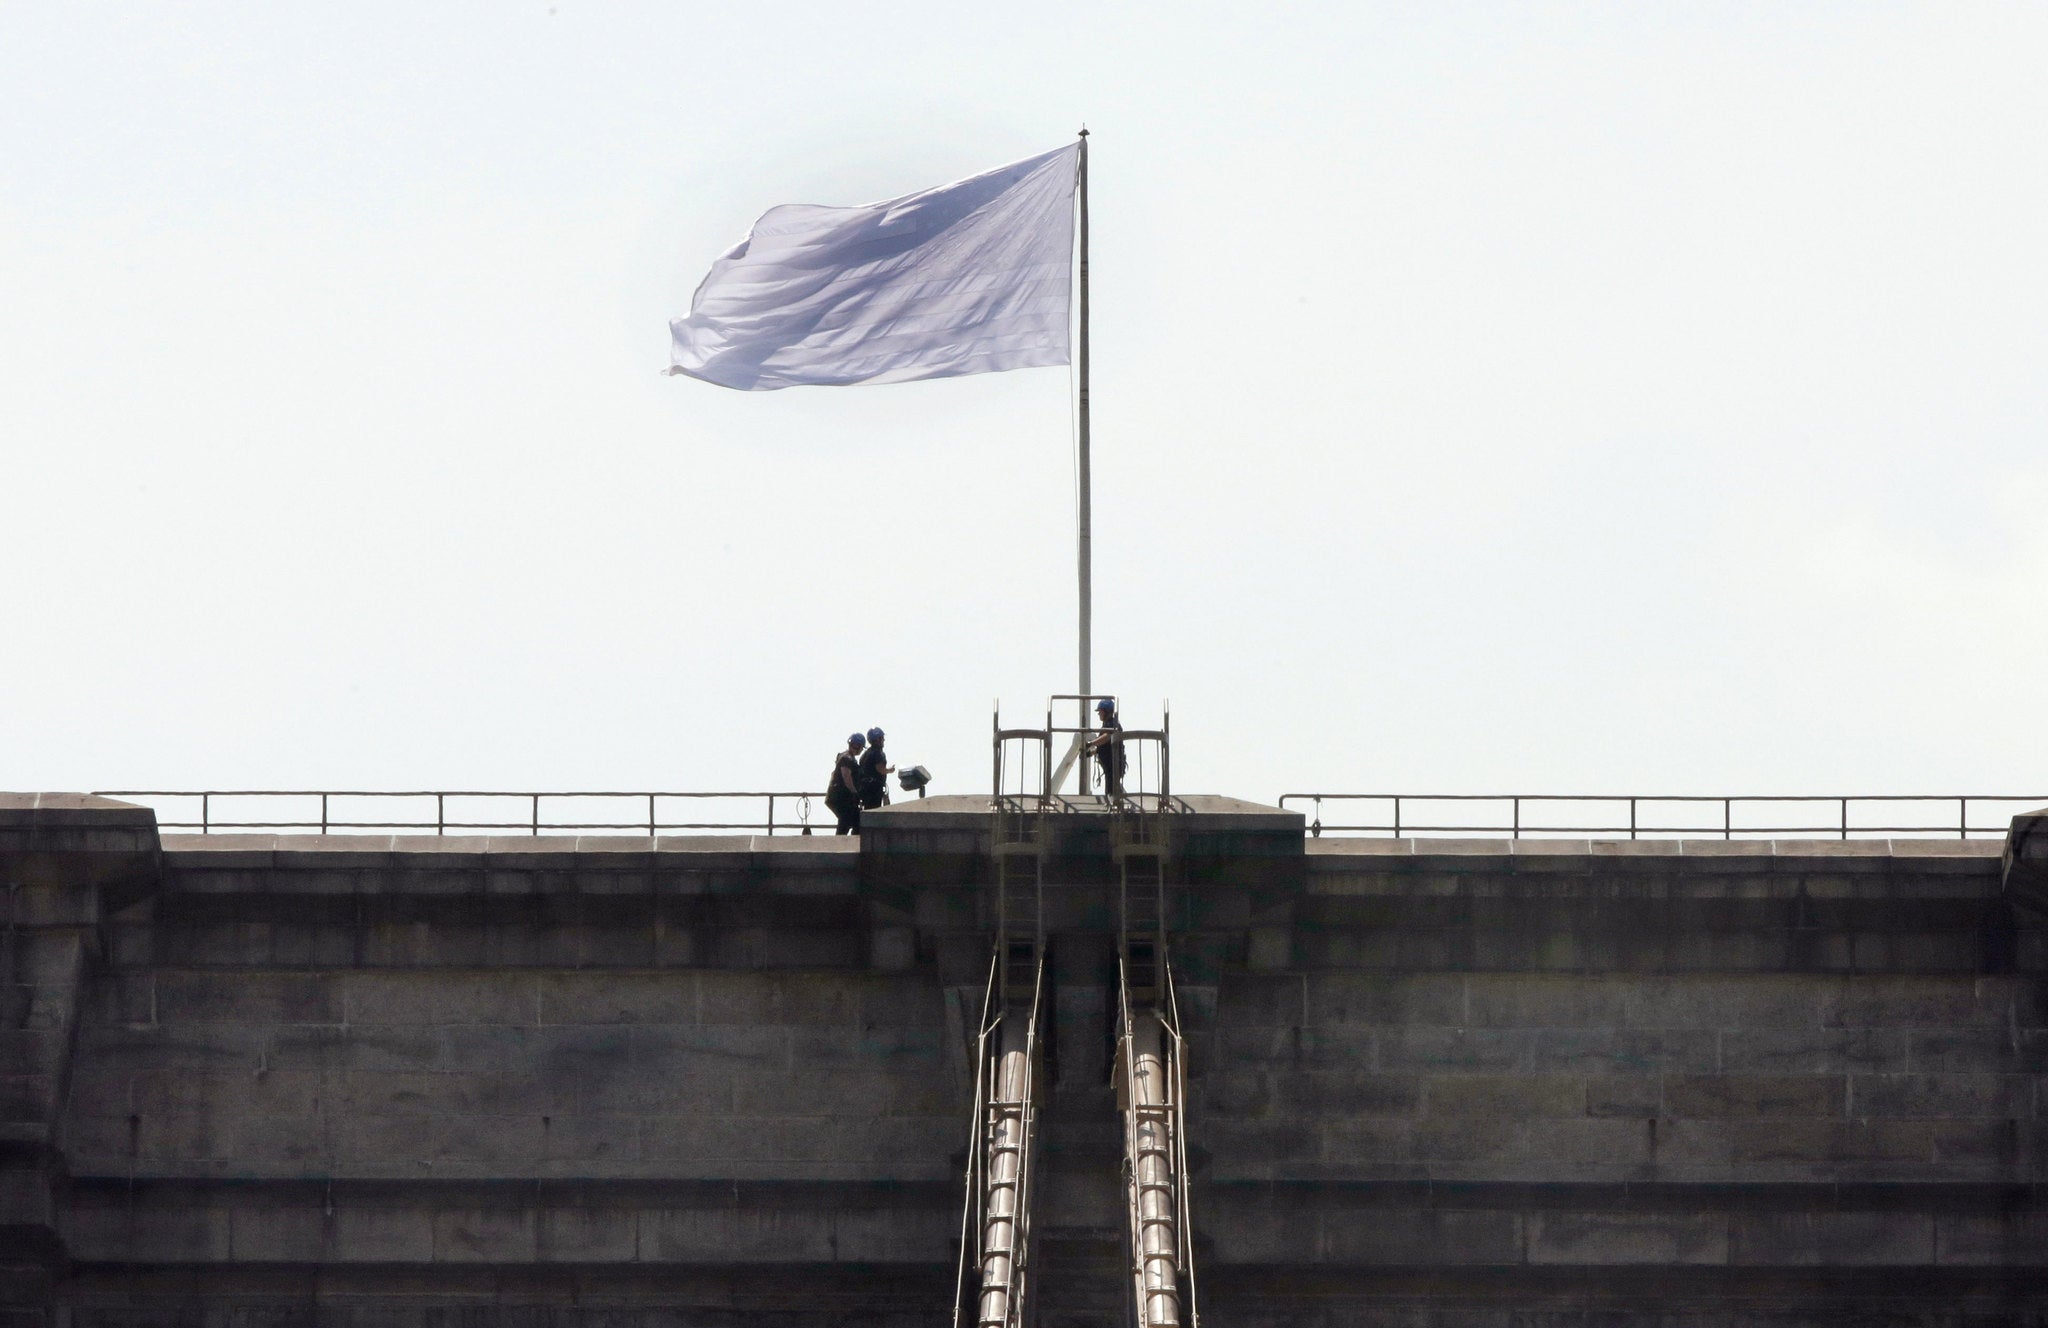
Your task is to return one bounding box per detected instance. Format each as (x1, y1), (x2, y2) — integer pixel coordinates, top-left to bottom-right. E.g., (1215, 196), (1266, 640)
(1928, 1119), (2032, 1172)
(1217, 975), (1308, 1028)
(1196, 1120), (1319, 1174)
(1584, 1075), (1660, 1118)
(1407, 1117), (1523, 1163)
(342, 1070), (574, 1117)
(330, 1205), (435, 1262)
(228, 1205), (330, 1261)
(1375, 1027), (1528, 1073)
(1623, 977), (1830, 1031)
(1711, 1119), (1935, 1173)
(345, 973), (537, 1025)
(1192, 1067), (1274, 1115)
(1831, 976), (2002, 1028)
(574, 1055), (732, 1116)
(1528, 1210), (1729, 1265)
(1196, 1199), (1314, 1262)
(1719, 1027), (1907, 1074)
(1935, 1211), (2048, 1265)
(0, 1075), (52, 1132)
(538, 1204), (638, 1261)
(432, 1207), (537, 1261)
(1423, 1074), (1583, 1117)
(1465, 975), (1627, 1028)
(65, 1204), (232, 1261)
(223, 1113), (341, 1171)
(537, 972), (693, 1024)
(1522, 1117), (1656, 1168)
(1527, 1028), (1716, 1074)
(1849, 1073), (2029, 1118)
(1305, 975), (1461, 1027)
(155, 972), (341, 1026)
(698, 971), (859, 1025)
(338, 1111), (544, 1170)
(832, 1204), (966, 1264)
(1909, 1027), (2045, 1074)
(133, 1068), (324, 1118)
(1662, 1074), (1844, 1118)
(1246, 925), (1293, 971)
(431, 1024), (544, 1072)
(868, 925), (915, 972)
(634, 1206), (794, 1263)
(1276, 1071), (1421, 1116)
(857, 975), (947, 1030)
(734, 1065), (953, 1116)
(1323, 1208), (1521, 1265)
(1319, 1119), (1411, 1163)
(539, 1113), (640, 1166)
(266, 1025), (443, 1073)
(1728, 1210), (1935, 1266)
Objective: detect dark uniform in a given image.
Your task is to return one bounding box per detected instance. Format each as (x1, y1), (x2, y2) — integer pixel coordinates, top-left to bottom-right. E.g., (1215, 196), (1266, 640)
(825, 741), (864, 835)
(1089, 706), (1126, 797)
(858, 741), (891, 810)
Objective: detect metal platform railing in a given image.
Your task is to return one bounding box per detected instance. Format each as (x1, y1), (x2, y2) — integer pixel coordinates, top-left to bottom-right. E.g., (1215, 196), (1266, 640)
(90, 790), (819, 836)
(1279, 793), (2048, 841)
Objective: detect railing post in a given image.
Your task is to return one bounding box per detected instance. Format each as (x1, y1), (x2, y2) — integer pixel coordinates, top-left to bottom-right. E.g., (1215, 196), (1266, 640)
(1629, 798), (1637, 841)
(1841, 797), (1848, 841)
(202, 793), (210, 835)
(531, 794), (539, 836)
(321, 793), (329, 836)
(1393, 797), (1401, 840)
(648, 793), (656, 838)
(1723, 798), (1731, 841)
(437, 793), (444, 837)
(767, 794), (776, 836)
(1959, 796), (1968, 840)
(1512, 798), (1520, 840)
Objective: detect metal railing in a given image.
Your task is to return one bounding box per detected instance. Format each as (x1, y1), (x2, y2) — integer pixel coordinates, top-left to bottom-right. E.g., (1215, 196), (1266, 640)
(1278, 793), (2048, 841)
(90, 790), (819, 837)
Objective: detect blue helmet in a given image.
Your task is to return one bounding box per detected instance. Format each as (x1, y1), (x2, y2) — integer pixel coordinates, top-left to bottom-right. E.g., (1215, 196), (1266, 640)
(848, 732), (866, 747)
(1095, 697), (1116, 713)
(867, 727), (885, 743)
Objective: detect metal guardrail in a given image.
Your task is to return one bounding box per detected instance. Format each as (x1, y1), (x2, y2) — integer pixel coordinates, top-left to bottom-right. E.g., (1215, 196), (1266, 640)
(87, 789), (2048, 841)
(90, 790), (819, 837)
(1278, 793), (2048, 840)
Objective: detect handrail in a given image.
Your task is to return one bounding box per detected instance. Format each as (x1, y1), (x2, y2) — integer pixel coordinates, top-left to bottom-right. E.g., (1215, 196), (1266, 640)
(91, 789), (818, 837)
(1278, 793), (2048, 840)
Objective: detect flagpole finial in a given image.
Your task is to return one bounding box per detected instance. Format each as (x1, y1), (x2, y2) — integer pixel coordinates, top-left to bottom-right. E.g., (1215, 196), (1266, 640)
(1077, 125), (1088, 138)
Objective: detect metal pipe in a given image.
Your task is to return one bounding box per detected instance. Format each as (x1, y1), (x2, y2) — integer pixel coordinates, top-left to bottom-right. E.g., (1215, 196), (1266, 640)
(978, 1016), (1032, 1328)
(1127, 1012), (1181, 1328)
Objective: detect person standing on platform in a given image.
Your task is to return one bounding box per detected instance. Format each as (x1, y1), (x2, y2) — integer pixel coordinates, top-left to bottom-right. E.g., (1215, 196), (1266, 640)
(1085, 697), (1126, 798)
(826, 732), (866, 835)
(858, 726), (894, 811)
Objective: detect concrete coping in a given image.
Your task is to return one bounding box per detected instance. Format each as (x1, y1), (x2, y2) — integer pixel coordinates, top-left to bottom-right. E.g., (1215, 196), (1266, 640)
(1306, 836), (2004, 864)
(159, 832), (860, 869)
(0, 792), (158, 828)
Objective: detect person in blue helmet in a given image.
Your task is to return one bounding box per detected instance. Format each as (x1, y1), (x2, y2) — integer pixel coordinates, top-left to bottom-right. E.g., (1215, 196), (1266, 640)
(1084, 697), (1126, 798)
(857, 726), (894, 811)
(825, 732), (866, 835)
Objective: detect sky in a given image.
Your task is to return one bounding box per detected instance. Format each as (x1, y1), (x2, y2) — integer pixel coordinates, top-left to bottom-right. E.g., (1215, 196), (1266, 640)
(3, 2), (2045, 824)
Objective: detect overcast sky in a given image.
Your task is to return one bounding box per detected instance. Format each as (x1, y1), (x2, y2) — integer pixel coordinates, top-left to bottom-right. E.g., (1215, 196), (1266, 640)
(4, 2), (2044, 822)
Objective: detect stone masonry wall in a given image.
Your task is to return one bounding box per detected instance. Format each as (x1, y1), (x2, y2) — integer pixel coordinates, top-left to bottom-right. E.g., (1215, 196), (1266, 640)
(4, 795), (2044, 1327)
(1188, 837), (2046, 1325)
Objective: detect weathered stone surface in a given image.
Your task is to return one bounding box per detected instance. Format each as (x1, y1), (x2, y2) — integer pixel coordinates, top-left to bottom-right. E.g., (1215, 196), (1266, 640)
(5, 799), (2043, 1323)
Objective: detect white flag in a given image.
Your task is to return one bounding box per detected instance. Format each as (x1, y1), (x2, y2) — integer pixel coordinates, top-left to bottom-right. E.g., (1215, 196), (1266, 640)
(669, 144), (1080, 391)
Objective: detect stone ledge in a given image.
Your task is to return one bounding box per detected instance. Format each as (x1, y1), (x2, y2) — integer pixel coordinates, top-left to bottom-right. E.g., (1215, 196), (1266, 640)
(1308, 837), (2004, 862)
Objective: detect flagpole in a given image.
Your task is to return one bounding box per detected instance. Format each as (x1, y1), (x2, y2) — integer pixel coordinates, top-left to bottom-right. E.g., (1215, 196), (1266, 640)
(1075, 128), (1092, 759)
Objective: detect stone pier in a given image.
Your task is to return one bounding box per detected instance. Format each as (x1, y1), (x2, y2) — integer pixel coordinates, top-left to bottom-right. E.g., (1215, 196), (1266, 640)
(2, 792), (2044, 1325)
